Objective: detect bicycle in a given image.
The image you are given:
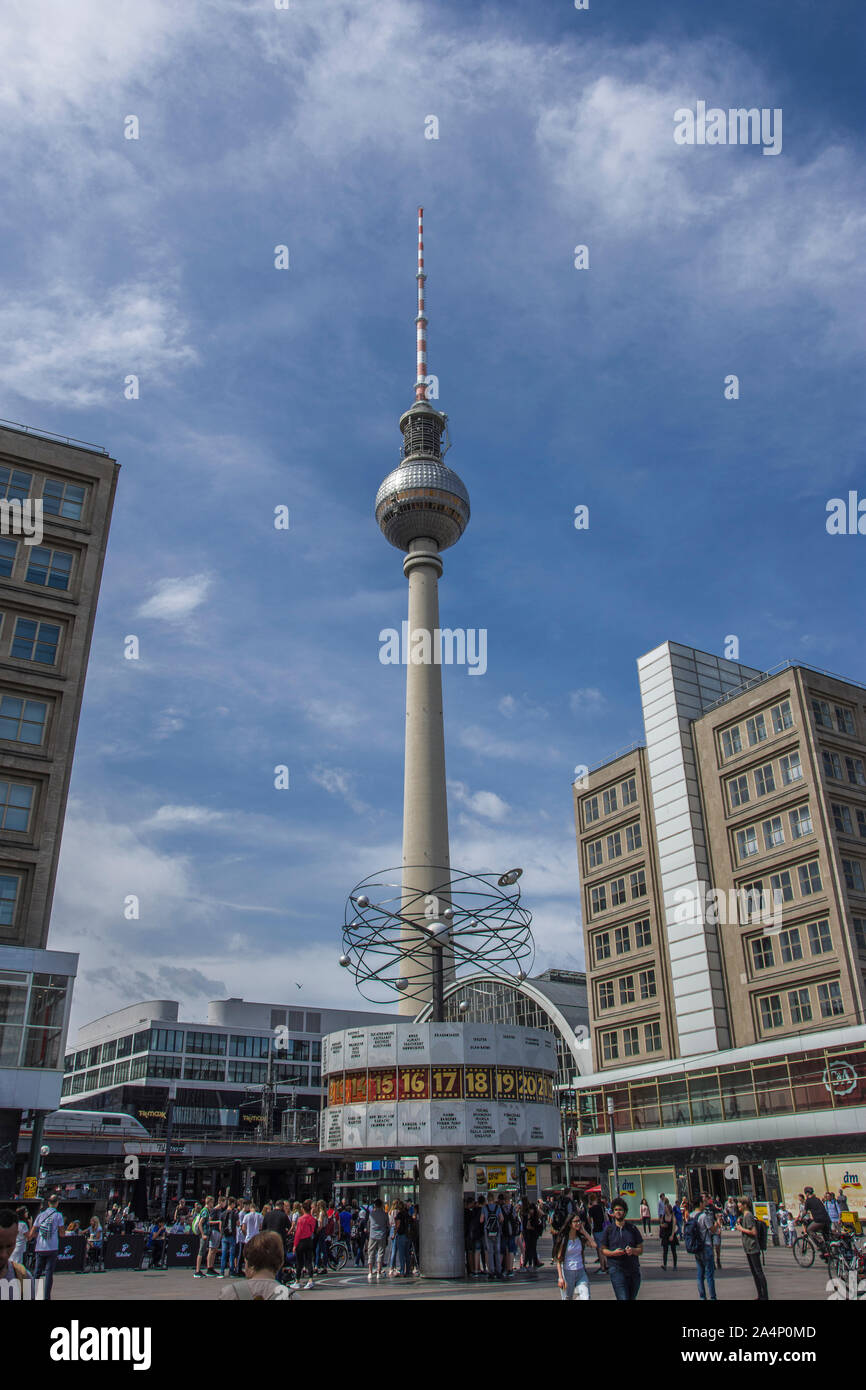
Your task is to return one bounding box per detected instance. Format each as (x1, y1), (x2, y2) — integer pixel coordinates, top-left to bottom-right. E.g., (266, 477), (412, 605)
(325, 1238), (349, 1272)
(791, 1223), (830, 1268)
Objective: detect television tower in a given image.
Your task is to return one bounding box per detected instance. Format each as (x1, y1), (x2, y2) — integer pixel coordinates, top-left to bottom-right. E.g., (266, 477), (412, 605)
(375, 209), (470, 1015)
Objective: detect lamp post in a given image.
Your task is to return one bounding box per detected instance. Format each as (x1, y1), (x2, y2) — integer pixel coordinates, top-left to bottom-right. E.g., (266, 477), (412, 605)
(160, 1084), (177, 1221)
(607, 1096), (619, 1201)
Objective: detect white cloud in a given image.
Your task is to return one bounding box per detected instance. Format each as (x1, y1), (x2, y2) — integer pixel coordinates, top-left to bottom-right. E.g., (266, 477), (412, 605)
(0, 283), (197, 408)
(311, 765), (372, 817)
(450, 780), (510, 823)
(142, 804), (225, 831)
(569, 687), (606, 715)
(137, 573), (212, 622)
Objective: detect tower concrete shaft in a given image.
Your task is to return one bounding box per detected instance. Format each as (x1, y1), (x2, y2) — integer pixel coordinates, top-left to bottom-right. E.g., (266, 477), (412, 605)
(399, 540), (454, 1014)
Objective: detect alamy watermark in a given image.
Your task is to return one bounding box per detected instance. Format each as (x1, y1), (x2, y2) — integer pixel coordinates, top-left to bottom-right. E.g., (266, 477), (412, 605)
(672, 880), (782, 933)
(674, 102), (782, 156)
(379, 622), (487, 675)
(0, 498), (43, 546)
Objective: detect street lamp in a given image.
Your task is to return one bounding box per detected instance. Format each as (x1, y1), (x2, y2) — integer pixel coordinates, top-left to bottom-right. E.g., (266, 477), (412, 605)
(607, 1096), (619, 1202)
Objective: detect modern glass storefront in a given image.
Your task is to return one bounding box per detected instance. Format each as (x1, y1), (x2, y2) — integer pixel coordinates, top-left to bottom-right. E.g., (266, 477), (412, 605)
(565, 1040), (866, 1138)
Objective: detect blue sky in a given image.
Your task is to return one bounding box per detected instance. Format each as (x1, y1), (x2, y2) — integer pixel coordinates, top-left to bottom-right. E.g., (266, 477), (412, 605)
(0, 0), (863, 1030)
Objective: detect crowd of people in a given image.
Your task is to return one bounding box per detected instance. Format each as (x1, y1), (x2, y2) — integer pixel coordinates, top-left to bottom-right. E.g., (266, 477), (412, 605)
(2, 1181), (853, 1300)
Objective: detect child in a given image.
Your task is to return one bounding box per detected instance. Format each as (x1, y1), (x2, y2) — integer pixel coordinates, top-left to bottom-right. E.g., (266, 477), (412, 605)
(218, 1231), (293, 1300)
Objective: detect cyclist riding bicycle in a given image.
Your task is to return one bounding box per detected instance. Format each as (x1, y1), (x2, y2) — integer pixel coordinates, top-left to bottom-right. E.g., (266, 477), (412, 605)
(799, 1187), (832, 1259)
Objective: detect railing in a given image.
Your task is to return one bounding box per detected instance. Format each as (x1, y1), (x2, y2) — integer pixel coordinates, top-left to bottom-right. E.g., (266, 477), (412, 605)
(0, 417), (108, 456)
(702, 659), (866, 714)
(576, 742), (646, 779)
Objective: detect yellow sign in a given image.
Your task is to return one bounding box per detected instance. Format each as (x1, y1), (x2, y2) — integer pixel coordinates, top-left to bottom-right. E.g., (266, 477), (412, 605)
(24, 1177), (38, 1199)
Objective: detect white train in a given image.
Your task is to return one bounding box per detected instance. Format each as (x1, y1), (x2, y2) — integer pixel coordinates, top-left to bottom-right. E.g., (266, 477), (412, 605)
(20, 1109), (150, 1140)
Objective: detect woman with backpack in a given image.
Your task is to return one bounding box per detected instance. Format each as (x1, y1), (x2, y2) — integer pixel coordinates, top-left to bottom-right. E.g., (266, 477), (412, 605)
(553, 1210), (596, 1300)
(522, 1202), (543, 1269)
(659, 1199), (678, 1270)
(735, 1197), (769, 1300)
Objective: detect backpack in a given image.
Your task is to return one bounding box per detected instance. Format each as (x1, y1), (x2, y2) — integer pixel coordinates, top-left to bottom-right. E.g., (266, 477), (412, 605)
(484, 1204), (500, 1235)
(683, 1216), (706, 1255)
(754, 1217), (768, 1254)
(501, 1205), (518, 1237)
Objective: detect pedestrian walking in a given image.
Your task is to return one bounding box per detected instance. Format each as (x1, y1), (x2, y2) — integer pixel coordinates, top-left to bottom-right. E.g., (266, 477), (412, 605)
(27, 1194), (65, 1300)
(685, 1195), (719, 1301)
(735, 1197), (768, 1301)
(553, 1211), (596, 1300)
(367, 1198), (389, 1280)
(659, 1199), (678, 1270)
(639, 1198), (651, 1235)
(467, 1196), (485, 1277)
(600, 1198), (643, 1300)
(522, 1202), (542, 1269)
(482, 1194), (503, 1280)
(292, 1199), (317, 1289)
(498, 1193), (519, 1278)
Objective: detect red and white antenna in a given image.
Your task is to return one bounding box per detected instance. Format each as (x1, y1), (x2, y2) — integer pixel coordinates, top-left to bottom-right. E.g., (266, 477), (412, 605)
(414, 206), (428, 402)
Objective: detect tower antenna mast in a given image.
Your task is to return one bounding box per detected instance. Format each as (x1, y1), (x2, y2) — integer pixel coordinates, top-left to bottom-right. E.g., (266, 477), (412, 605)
(414, 206), (428, 402)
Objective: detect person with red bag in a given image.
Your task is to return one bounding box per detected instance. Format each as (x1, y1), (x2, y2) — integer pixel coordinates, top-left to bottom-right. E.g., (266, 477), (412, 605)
(292, 1199), (318, 1289)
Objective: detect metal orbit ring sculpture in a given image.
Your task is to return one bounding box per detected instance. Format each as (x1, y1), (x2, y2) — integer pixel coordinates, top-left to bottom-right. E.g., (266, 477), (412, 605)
(339, 865), (534, 1006)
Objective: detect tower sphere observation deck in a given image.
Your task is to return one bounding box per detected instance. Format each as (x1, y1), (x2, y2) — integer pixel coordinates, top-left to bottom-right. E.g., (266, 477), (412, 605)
(375, 208), (470, 553)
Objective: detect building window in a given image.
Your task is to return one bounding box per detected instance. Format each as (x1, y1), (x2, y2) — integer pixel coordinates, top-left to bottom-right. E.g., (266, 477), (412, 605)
(614, 924), (631, 955)
(228, 1060), (268, 1084)
(183, 1057), (225, 1081)
(843, 859), (865, 893)
(811, 698), (834, 730)
(779, 928), (803, 963)
(823, 750), (843, 781)
(611, 877), (627, 907)
(772, 700), (793, 733)
(607, 831), (622, 860)
(833, 803), (854, 835)
(584, 796), (599, 825)
(603, 787), (618, 816)
(151, 1028), (184, 1053)
(100, 1040), (117, 1063)
(788, 988), (812, 1025)
(587, 839), (603, 869)
(722, 726), (742, 759)
(762, 816), (785, 850)
(634, 918), (652, 948)
(789, 806), (813, 840)
(0, 540), (17, 577)
(11, 618), (60, 665)
(729, 775), (750, 809)
(769, 869), (793, 903)
(857, 809), (866, 840)
(115, 1034), (133, 1058)
(751, 937), (774, 971)
(594, 932), (611, 963)
(736, 827), (758, 859)
(623, 1027), (639, 1057)
(184, 1031), (227, 1056)
(798, 862), (822, 896)
(129, 1056), (147, 1080)
(230, 1034), (271, 1058)
(739, 881), (765, 921)
(598, 982), (615, 1010)
(619, 975), (635, 1005)
(835, 705), (856, 736)
(601, 1031), (618, 1062)
(845, 756), (866, 787)
(807, 919), (832, 955)
(853, 918), (866, 953)
(630, 870), (647, 899)
(0, 467), (32, 501)
(754, 764), (775, 798)
(747, 714), (768, 746)
(622, 777), (637, 806)
(644, 1021), (662, 1052)
(817, 981), (844, 1018)
(114, 1060), (130, 1083)
(759, 995), (783, 1030)
(639, 968), (656, 999)
(149, 1055), (182, 1079)
(626, 822), (642, 853)
(0, 781), (34, 833)
(25, 546), (73, 591)
(590, 885), (607, 915)
(780, 752), (802, 785)
(42, 479), (86, 521)
(0, 696), (47, 745)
